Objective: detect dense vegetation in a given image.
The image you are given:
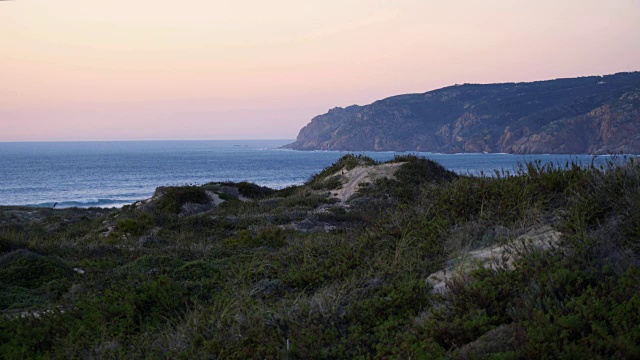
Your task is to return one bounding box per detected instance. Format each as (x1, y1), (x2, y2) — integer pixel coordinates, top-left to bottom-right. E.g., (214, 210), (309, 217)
(1, 155), (639, 358)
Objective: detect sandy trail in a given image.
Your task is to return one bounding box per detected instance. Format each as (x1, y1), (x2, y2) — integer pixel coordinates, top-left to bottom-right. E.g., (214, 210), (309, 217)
(331, 162), (404, 203)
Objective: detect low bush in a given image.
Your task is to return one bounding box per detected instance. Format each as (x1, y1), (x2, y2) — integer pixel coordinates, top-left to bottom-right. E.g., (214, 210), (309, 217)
(0, 249), (71, 289)
(230, 181), (276, 199)
(156, 186), (209, 214)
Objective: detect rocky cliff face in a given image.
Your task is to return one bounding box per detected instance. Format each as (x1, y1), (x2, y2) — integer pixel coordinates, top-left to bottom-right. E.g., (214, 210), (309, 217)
(286, 72), (640, 154)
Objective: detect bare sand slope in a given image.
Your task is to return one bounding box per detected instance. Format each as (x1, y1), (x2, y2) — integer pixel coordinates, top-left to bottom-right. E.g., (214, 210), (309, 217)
(427, 225), (562, 293)
(330, 162), (404, 203)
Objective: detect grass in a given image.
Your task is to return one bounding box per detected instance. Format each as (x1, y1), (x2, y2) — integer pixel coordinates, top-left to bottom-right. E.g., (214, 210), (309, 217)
(0, 155), (639, 358)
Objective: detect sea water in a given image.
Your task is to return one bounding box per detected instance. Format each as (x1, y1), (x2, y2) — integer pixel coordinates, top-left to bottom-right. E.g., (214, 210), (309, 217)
(0, 140), (618, 208)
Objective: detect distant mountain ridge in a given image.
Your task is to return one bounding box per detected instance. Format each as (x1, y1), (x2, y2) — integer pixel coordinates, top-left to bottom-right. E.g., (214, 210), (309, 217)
(285, 72), (640, 154)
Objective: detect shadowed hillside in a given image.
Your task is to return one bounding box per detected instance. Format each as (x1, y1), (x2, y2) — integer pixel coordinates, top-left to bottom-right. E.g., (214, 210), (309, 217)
(286, 72), (640, 154)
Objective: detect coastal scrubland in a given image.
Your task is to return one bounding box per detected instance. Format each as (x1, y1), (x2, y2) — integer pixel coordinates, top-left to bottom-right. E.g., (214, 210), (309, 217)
(1, 154), (639, 359)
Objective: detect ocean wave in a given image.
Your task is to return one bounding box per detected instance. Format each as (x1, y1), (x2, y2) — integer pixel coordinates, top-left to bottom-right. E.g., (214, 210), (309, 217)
(28, 198), (139, 209)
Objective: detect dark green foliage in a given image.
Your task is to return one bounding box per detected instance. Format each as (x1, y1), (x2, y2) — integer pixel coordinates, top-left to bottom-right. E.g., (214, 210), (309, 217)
(156, 186), (209, 213)
(0, 286), (47, 310)
(116, 213), (152, 237)
(172, 258), (223, 282)
(393, 155), (458, 183)
(0, 249), (73, 311)
(223, 181), (276, 199)
(2, 155), (640, 358)
(0, 249), (71, 289)
(274, 184), (303, 197)
(309, 174), (343, 190)
(0, 236), (13, 253)
(119, 254), (184, 276)
(0, 275), (189, 359)
(223, 227), (287, 249)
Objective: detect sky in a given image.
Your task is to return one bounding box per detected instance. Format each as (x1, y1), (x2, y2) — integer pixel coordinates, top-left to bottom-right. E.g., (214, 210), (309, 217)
(1, 0), (639, 142)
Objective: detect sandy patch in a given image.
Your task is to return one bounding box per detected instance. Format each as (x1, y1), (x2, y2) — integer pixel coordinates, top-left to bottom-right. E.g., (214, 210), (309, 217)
(205, 191), (225, 206)
(427, 225), (562, 293)
(330, 162), (404, 203)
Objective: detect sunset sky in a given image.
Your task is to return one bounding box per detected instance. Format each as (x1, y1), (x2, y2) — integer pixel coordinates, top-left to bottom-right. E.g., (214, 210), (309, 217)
(1, 0), (639, 142)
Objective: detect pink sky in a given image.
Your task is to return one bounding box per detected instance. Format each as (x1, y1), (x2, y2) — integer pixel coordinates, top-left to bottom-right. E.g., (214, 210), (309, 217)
(1, 0), (639, 141)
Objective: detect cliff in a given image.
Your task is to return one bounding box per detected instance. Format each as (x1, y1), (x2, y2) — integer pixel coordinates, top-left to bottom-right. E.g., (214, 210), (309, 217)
(285, 72), (640, 154)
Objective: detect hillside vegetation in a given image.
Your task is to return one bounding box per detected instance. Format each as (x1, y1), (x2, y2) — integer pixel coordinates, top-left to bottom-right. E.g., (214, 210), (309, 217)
(1, 154), (639, 359)
(286, 72), (640, 154)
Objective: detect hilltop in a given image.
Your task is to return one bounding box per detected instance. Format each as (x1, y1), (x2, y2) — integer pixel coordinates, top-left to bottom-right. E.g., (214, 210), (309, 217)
(1, 155), (639, 358)
(286, 72), (640, 154)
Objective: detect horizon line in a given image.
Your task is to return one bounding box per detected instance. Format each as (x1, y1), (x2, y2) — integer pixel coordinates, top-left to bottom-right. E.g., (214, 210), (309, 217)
(0, 138), (296, 144)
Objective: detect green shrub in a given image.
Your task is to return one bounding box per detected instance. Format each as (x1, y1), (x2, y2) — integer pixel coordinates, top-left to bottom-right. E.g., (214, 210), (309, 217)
(0, 249), (71, 289)
(272, 184), (300, 198)
(223, 227), (287, 249)
(119, 255), (184, 276)
(172, 259), (223, 282)
(233, 181), (276, 199)
(393, 155), (458, 184)
(0, 286), (46, 309)
(116, 214), (152, 237)
(309, 175), (343, 190)
(157, 186), (209, 214)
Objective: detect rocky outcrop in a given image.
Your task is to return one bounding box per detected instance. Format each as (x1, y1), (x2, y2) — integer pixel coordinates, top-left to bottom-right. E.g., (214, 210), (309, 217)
(286, 72), (640, 154)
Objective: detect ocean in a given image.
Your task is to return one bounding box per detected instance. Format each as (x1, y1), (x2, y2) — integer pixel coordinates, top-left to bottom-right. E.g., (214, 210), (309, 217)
(0, 140), (618, 208)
